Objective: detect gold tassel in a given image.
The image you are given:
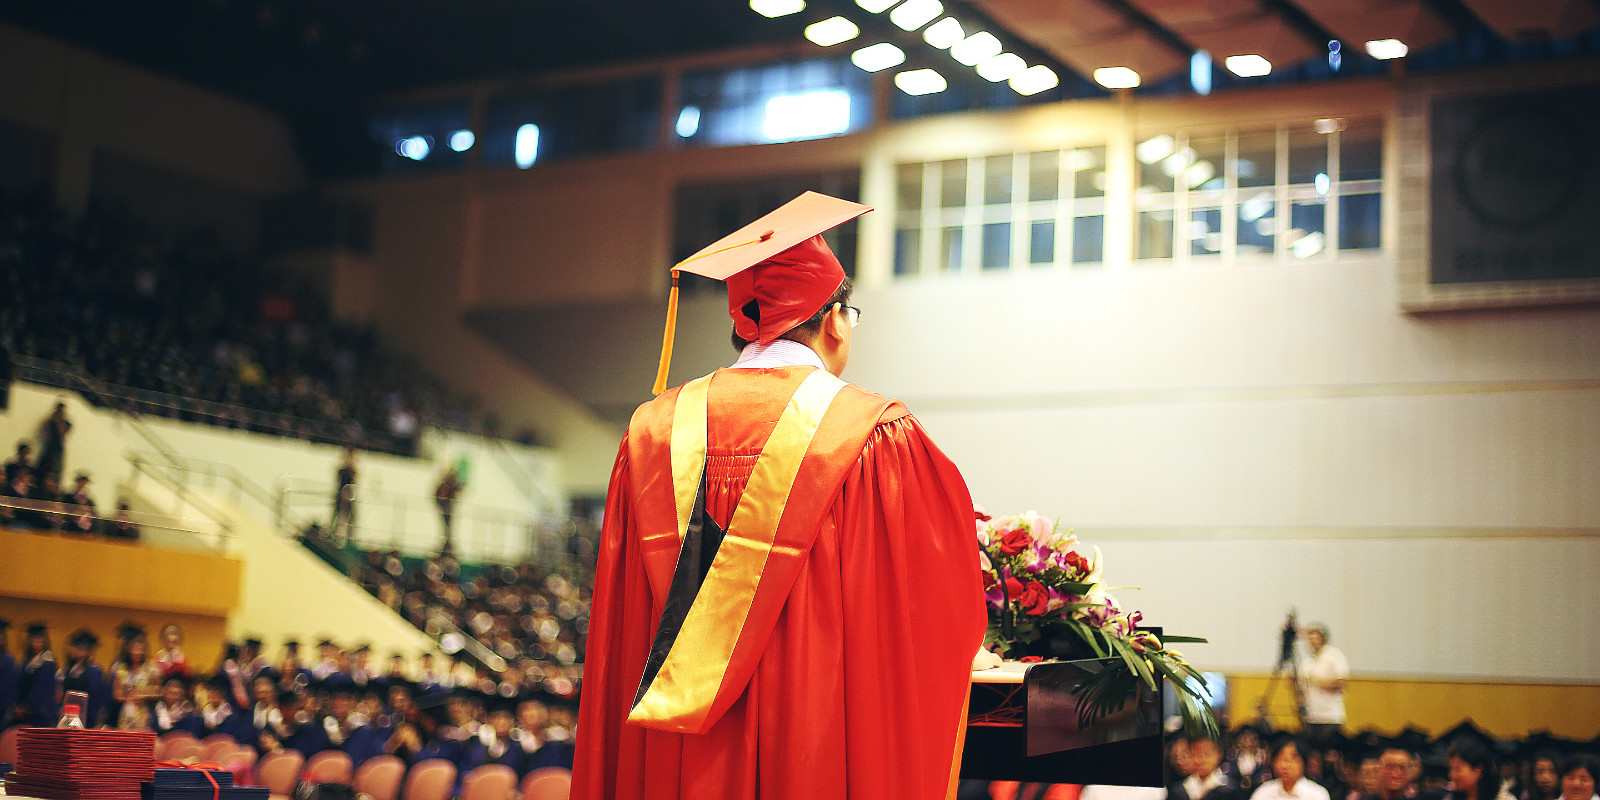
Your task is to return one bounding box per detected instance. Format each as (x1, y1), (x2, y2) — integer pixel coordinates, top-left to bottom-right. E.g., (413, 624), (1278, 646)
(652, 271), (681, 395)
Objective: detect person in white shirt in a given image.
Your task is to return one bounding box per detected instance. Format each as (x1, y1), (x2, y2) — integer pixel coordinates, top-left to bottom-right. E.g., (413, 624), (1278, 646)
(1251, 738), (1333, 800)
(1175, 737), (1241, 800)
(1297, 623), (1349, 741)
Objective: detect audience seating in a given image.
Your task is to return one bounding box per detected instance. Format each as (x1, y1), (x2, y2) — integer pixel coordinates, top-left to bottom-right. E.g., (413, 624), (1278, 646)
(521, 766), (573, 800)
(352, 754), (406, 800)
(202, 737), (241, 764)
(400, 758), (458, 800)
(303, 749), (355, 784)
(164, 737), (206, 762)
(257, 749), (305, 797)
(460, 763), (518, 800)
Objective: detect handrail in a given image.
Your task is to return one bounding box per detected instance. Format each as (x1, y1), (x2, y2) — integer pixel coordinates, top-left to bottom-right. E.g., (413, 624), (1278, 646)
(487, 438), (560, 514)
(0, 496), (233, 548)
(127, 457), (241, 535)
(275, 474), (540, 521)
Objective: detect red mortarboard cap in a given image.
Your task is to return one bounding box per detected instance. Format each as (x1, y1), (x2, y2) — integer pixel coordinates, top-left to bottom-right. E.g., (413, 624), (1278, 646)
(652, 191), (872, 394)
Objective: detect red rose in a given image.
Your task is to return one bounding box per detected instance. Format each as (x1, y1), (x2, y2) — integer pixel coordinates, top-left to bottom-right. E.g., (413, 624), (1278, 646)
(997, 527), (1032, 556)
(1018, 580), (1050, 615)
(1020, 656), (1044, 664)
(1064, 551), (1089, 573)
(975, 508), (992, 522)
(982, 571), (997, 590)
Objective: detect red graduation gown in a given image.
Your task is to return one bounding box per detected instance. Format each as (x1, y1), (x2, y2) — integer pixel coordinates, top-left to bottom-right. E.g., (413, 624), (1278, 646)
(574, 367), (986, 800)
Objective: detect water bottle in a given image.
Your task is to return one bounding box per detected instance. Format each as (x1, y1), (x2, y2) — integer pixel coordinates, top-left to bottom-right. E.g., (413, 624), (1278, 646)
(57, 690), (87, 728)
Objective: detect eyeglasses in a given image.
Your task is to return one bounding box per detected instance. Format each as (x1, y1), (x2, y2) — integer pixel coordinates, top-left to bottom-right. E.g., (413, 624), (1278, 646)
(838, 304), (861, 328)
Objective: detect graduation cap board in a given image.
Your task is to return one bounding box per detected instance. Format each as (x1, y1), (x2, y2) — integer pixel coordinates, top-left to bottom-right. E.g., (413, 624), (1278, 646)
(652, 191), (872, 394)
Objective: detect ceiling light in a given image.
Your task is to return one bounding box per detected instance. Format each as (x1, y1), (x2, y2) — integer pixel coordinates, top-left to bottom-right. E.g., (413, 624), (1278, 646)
(856, 0), (900, 11)
(1185, 160), (1216, 189)
(514, 124), (539, 169)
(1008, 65), (1058, 96)
(1190, 51), (1212, 95)
(805, 16), (859, 46)
(448, 130), (475, 152)
(923, 17), (963, 49)
(675, 106), (701, 138)
(889, 0), (942, 31)
(1365, 38), (1409, 59)
(951, 31), (1002, 66)
(976, 52), (1026, 82)
(749, 0), (805, 18)
(1135, 135), (1175, 165)
(851, 42), (906, 72)
(1313, 117), (1345, 134)
(763, 90), (852, 142)
(895, 68), (948, 96)
(1160, 147), (1197, 177)
(1093, 66), (1141, 89)
(1224, 54), (1272, 77)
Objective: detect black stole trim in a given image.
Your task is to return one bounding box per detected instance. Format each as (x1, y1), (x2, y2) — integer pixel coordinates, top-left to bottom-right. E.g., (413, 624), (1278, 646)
(632, 466), (725, 709)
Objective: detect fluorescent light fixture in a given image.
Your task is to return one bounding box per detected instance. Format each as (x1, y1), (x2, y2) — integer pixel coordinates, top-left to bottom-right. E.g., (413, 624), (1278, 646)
(1365, 38), (1408, 59)
(514, 124), (539, 169)
(923, 17), (964, 48)
(1135, 135), (1175, 165)
(750, 0), (805, 17)
(1093, 66), (1141, 89)
(1240, 191), (1274, 223)
(763, 89), (851, 142)
(1313, 117), (1345, 134)
(1184, 160), (1216, 189)
(1290, 230), (1325, 259)
(1160, 147), (1197, 177)
(1065, 149), (1100, 172)
(889, 0), (941, 31)
(448, 130), (475, 152)
(851, 42), (906, 72)
(1008, 64), (1058, 96)
(894, 68), (948, 96)
(1224, 54), (1272, 77)
(805, 16), (859, 46)
(856, 0), (899, 11)
(675, 106), (701, 138)
(1190, 51), (1212, 95)
(397, 135), (431, 160)
(1314, 172), (1331, 196)
(976, 52), (1026, 82)
(951, 31), (1002, 66)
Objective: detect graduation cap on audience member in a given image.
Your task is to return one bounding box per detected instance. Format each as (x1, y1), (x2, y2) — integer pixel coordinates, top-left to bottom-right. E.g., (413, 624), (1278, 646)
(317, 637), (338, 649)
(319, 673), (359, 696)
(205, 673), (234, 695)
(69, 628), (99, 648)
(117, 621), (145, 640)
(243, 636), (263, 649)
(649, 191), (872, 394)
(352, 642), (371, 654)
(283, 638), (300, 651)
(255, 666), (282, 685)
(1437, 720), (1497, 751)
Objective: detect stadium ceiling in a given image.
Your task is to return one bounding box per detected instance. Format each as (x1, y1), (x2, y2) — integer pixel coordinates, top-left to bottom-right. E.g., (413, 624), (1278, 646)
(5, 0), (1595, 175)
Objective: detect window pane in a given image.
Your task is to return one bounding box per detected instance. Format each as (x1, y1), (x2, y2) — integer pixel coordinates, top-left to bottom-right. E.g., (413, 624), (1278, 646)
(981, 222), (1011, 270)
(940, 225), (964, 272)
(1340, 120), (1383, 182)
(1235, 131), (1277, 188)
(1237, 191), (1276, 255)
(897, 163), (923, 216)
(1072, 216), (1104, 264)
(1289, 201), (1327, 258)
(1288, 130), (1328, 185)
(939, 160), (967, 208)
(1072, 146), (1107, 198)
(894, 227), (921, 275)
(1187, 136), (1226, 193)
(1137, 134), (1177, 193)
(1028, 151), (1059, 203)
(1339, 193), (1381, 250)
(1030, 220), (1055, 265)
(984, 155), (1013, 206)
(1190, 208), (1222, 256)
(1139, 210), (1175, 259)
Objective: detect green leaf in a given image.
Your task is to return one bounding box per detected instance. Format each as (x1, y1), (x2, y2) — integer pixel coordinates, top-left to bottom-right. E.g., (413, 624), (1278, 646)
(1110, 637), (1156, 690)
(1160, 635), (1209, 644)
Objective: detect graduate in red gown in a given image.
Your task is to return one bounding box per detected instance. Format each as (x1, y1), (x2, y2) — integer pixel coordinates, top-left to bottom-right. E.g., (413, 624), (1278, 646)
(573, 192), (986, 800)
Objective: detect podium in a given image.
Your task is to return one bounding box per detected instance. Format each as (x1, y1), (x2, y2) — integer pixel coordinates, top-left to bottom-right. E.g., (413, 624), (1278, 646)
(961, 657), (1165, 786)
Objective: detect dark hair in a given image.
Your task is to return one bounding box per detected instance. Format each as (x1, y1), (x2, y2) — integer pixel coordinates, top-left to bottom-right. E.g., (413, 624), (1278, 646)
(1560, 754), (1600, 783)
(1448, 740), (1500, 800)
(730, 277), (853, 351)
(1271, 736), (1311, 766)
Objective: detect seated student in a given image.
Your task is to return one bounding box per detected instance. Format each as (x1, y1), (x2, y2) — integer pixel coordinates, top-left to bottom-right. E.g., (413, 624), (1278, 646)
(1557, 754), (1598, 800)
(1229, 725), (1276, 794)
(1251, 738), (1332, 800)
(2, 471), (45, 529)
(523, 693), (575, 772)
(150, 675), (205, 737)
(198, 674), (256, 744)
(459, 695), (527, 778)
(62, 473), (97, 535)
(386, 690), (462, 767)
(1365, 746), (1423, 800)
(1174, 735), (1244, 800)
(280, 689), (330, 757)
(105, 502), (141, 540)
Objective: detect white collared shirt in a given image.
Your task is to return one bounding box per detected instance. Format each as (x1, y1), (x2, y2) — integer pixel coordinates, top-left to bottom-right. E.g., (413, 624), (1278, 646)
(1186, 769), (1229, 800)
(730, 339), (825, 370)
(1250, 778), (1332, 800)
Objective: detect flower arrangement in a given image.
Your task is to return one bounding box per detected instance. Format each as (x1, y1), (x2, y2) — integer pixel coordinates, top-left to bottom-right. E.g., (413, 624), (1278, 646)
(976, 509), (1219, 738)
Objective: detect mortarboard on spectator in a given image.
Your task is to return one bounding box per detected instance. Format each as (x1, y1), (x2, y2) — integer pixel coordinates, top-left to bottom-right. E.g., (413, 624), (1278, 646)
(352, 642), (371, 654)
(283, 638), (300, 651)
(117, 620), (145, 640)
(26, 621), (48, 637)
(243, 636), (262, 649)
(649, 191), (871, 394)
(69, 628), (98, 648)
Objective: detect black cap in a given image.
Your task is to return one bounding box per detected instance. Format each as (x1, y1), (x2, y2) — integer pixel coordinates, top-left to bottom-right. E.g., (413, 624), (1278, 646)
(283, 639), (300, 649)
(353, 642), (371, 654)
(69, 628), (99, 648)
(0, 617), (10, 631)
(317, 638), (338, 648)
(320, 673), (359, 696)
(27, 621), (48, 636)
(117, 621), (145, 640)
(243, 636), (263, 648)
(255, 666), (283, 684)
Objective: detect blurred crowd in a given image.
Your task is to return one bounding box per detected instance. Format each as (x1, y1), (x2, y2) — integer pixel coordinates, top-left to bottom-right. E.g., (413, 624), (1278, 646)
(352, 550), (590, 674)
(0, 184), (521, 455)
(1, 619), (577, 782)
